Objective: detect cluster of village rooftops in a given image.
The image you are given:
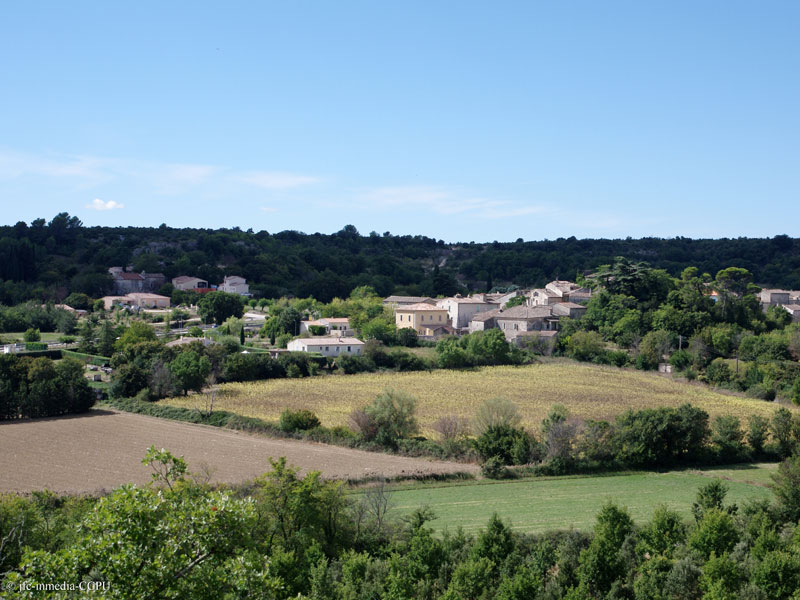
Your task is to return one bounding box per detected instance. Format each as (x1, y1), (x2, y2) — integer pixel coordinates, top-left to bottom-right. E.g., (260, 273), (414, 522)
(97, 266), (800, 359)
(287, 280), (593, 357)
(100, 268), (250, 310)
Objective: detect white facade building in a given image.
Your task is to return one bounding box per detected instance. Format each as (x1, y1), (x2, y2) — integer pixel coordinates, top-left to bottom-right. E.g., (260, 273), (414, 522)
(219, 275), (250, 296)
(286, 337), (364, 357)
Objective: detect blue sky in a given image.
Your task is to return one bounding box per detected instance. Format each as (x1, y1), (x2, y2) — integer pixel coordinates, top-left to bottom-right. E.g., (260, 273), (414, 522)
(1, 2), (798, 241)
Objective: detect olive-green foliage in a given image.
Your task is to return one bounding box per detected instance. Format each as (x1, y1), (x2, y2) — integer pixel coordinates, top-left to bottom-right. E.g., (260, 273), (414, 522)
(115, 320), (157, 352)
(169, 350), (211, 395)
(3, 451), (800, 600)
(0, 354), (94, 419)
(474, 397), (522, 436)
(197, 291), (245, 325)
(770, 454), (800, 522)
(689, 509), (739, 557)
(362, 388), (419, 447)
(747, 415), (769, 454)
(475, 425), (532, 466)
(279, 409), (321, 432)
(577, 502), (634, 597)
(435, 329), (520, 369)
(612, 404), (709, 467)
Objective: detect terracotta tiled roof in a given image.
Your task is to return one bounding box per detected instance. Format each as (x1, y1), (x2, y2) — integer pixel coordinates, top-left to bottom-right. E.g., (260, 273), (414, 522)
(116, 272), (144, 280)
(396, 303), (447, 311)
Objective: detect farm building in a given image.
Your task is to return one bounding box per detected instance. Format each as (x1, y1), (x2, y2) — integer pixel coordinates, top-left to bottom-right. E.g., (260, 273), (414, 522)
(286, 337), (365, 357)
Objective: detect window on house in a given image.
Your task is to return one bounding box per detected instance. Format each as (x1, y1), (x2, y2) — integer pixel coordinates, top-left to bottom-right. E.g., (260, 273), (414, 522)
(325, 347), (329, 351)
(439, 315), (442, 321)
(347, 346), (351, 352)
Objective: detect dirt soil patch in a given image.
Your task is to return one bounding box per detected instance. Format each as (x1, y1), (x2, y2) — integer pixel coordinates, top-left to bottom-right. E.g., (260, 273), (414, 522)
(0, 410), (476, 494)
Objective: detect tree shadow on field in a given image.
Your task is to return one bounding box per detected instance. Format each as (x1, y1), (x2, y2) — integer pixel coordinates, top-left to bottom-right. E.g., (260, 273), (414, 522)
(0, 408), (117, 425)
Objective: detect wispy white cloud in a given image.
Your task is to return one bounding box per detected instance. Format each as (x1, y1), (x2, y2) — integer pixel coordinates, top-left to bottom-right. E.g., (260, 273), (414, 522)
(0, 150), (114, 187)
(259, 206), (278, 213)
(0, 149), (319, 197)
(359, 185), (548, 219)
(86, 198), (124, 211)
(153, 164), (219, 194)
(238, 171), (320, 189)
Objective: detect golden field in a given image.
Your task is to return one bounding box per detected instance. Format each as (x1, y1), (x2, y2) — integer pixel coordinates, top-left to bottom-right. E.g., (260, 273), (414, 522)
(159, 361), (794, 436)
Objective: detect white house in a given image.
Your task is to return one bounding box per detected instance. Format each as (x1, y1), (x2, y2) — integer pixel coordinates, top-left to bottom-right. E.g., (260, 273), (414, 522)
(286, 337), (365, 357)
(219, 275), (250, 296)
(299, 317), (353, 336)
(172, 276), (210, 290)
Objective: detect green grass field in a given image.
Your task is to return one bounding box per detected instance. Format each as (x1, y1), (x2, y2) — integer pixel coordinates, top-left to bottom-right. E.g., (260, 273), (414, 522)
(2, 331), (65, 343)
(161, 360), (792, 436)
(381, 463), (776, 534)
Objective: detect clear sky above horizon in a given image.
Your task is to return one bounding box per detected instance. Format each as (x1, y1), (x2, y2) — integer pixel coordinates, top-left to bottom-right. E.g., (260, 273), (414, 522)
(1, 2), (799, 242)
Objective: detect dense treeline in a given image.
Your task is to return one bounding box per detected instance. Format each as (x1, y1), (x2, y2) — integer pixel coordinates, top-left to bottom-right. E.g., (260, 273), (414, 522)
(1, 213), (798, 305)
(550, 259), (800, 402)
(0, 355), (94, 419)
(4, 448), (800, 598)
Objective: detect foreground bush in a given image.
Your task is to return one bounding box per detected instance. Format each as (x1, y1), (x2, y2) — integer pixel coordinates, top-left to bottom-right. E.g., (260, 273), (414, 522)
(5, 450), (800, 600)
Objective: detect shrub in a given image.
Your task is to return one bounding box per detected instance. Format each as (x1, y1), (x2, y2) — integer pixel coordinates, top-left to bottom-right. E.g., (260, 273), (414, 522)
(669, 349), (692, 371)
(770, 454), (800, 522)
(711, 415), (745, 460)
(612, 404), (710, 467)
(481, 456), (510, 479)
(279, 409), (321, 432)
(747, 383), (776, 400)
(566, 331), (605, 362)
(23, 328), (41, 342)
(395, 327), (418, 347)
(689, 509), (739, 557)
(475, 424), (532, 465)
(605, 350), (629, 367)
(474, 397), (521, 436)
(432, 415), (470, 441)
(706, 358), (732, 386)
(361, 389), (419, 447)
(337, 355), (376, 374)
(349, 408), (378, 441)
(747, 415), (769, 454)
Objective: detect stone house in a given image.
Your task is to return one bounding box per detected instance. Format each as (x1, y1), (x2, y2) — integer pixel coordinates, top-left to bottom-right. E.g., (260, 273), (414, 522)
(382, 295), (436, 307)
(760, 289), (791, 307)
(109, 270), (145, 295)
(780, 304), (800, 322)
(172, 276), (210, 291)
(436, 296), (497, 330)
(529, 280), (592, 306)
(551, 302), (588, 320)
(395, 302), (450, 335)
(493, 305), (559, 341)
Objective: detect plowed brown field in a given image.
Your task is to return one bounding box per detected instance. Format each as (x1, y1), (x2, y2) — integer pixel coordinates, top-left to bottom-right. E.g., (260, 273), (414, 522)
(0, 410), (476, 494)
